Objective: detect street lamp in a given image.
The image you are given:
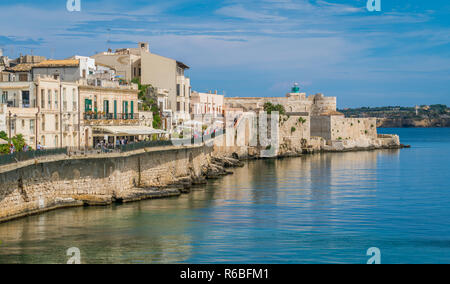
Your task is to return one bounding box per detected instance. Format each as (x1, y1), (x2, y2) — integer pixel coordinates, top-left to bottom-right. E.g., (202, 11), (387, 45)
(8, 111), (12, 145)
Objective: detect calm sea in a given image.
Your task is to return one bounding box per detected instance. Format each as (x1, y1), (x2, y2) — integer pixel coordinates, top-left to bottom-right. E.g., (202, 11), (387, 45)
(0, 128), (449, 264)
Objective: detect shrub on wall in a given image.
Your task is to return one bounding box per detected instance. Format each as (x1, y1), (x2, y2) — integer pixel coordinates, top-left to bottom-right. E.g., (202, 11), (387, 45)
(264, 102), (286, 115)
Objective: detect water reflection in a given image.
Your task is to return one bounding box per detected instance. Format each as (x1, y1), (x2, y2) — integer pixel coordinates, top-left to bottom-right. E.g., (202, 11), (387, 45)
(2, 144), (442, 264)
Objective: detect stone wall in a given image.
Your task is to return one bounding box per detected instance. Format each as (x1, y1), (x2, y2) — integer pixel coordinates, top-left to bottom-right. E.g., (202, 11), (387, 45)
(278, 115), (310, 155)
(330, 117), (377, 141)
(308, 94), (337, 116)
(0, 145), (212, 223)
(224, 95), (312, 113)
(311, 116), (377, 142)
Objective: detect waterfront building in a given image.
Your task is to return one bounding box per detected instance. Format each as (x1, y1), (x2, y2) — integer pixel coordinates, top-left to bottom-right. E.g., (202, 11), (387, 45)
(142, 87), (173, 131)
(94, 42), (192, 126)
(31, 59), (84, 81)
(91, 42), (148, 82)
(0, 52), (164, 150)
(78, 78), (146, 148)
(190, 91), (224, 124)
(36, 76), (80, 148)
(0, 79), (38, 147)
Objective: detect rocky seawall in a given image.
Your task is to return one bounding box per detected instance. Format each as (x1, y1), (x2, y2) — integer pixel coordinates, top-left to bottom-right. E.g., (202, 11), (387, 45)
(0, 144), (243, 224)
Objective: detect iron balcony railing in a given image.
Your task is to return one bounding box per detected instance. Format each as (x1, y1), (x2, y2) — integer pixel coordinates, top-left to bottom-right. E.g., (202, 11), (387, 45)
(83, 113), (136, 120)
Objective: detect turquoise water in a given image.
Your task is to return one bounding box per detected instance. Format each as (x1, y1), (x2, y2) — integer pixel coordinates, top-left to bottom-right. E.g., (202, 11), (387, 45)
(0, 128), (449, 264)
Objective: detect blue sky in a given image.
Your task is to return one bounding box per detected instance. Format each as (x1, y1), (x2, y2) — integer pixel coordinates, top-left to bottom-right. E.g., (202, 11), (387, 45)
(0, 0), (449, 107)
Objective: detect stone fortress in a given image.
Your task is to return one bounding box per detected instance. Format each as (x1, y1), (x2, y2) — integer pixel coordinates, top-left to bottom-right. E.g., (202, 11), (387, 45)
(222, 84), (400, 157)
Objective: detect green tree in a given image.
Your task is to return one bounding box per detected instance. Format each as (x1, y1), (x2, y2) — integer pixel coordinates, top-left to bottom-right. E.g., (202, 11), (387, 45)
(263, 102), (286, 115)
(131, 78), (163, 129)
(0, 131), (27, 154)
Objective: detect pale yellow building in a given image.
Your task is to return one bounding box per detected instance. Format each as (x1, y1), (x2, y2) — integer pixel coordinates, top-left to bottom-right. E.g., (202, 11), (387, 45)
(0, 80), (38, 147)
(78, 80), (139, 148)
(36, 76), (80, 148)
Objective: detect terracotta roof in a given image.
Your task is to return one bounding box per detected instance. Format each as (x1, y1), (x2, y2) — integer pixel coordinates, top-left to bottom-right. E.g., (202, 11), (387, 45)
(320, 110), (345, 116)
(34, 59), (80, 68)
(8, 63), (35, 72)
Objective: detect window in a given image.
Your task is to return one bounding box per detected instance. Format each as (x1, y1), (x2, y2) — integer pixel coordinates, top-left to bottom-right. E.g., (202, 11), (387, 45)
(55, 114), (59, 131)
(41, 89), (45, 109)
(22, 91), (30, 108)
(130, 101), (134, 119)
(55, 90), (59, 110)
(177, 84), (180, 96)
(30, 120), (35, 133)
(21, 120), (25, 128)
(48, 90), (52, 109)
(41, 136), (45, 146)
(1, 91), (7, 104)
(104, 100), (109, 114)
(114, 100), (117, 119)
(123, 101), (128, 119)
(177, 102), (181, 111)
(41, 115), (45, 131)
(72, 89), (77, 111)
(19, 74), (28, 82)
(55, 135), (59, 148)
(85, 99), (92, 112)
(63, 88), (67, 111)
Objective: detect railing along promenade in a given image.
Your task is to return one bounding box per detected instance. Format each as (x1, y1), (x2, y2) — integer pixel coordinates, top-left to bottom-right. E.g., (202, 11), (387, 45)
(0, 129), (225, 167)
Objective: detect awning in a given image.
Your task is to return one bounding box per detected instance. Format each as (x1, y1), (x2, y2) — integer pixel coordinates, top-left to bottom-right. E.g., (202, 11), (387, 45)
(93, 125), (168, 136)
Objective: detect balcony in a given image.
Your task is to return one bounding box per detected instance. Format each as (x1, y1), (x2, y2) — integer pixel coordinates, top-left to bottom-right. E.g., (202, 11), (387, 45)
(83, 112), (139, 126)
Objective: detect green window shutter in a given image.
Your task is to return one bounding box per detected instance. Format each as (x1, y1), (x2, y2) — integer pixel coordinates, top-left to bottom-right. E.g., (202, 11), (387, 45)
(131, 101), (134, 119)
(114, 100), (117, 119)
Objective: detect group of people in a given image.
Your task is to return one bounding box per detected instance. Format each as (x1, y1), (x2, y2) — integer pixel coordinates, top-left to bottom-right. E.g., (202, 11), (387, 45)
(95, 137), (138, 151)
(7, 143), (31, 154)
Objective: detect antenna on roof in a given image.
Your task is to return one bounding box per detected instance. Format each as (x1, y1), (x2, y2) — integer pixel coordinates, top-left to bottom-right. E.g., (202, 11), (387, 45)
(106, 28), (111, 50)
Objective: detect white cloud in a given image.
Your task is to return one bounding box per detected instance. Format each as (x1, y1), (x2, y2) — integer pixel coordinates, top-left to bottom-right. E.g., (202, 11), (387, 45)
(215, 4), (286, 21)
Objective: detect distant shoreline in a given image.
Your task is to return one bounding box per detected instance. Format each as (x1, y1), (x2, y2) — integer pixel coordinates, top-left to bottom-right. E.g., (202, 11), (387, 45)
(339, 105), (450, 128)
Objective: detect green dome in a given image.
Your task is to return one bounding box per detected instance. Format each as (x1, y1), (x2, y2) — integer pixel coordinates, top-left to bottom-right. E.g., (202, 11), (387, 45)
(291, 83), (300, 93)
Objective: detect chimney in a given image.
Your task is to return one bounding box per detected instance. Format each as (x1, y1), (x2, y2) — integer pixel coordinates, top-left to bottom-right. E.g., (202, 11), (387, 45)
(138, 42), (149, 53)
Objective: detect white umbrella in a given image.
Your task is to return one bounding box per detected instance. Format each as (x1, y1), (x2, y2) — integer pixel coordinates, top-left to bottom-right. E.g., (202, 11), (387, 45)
(0, 138), (8, 145)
